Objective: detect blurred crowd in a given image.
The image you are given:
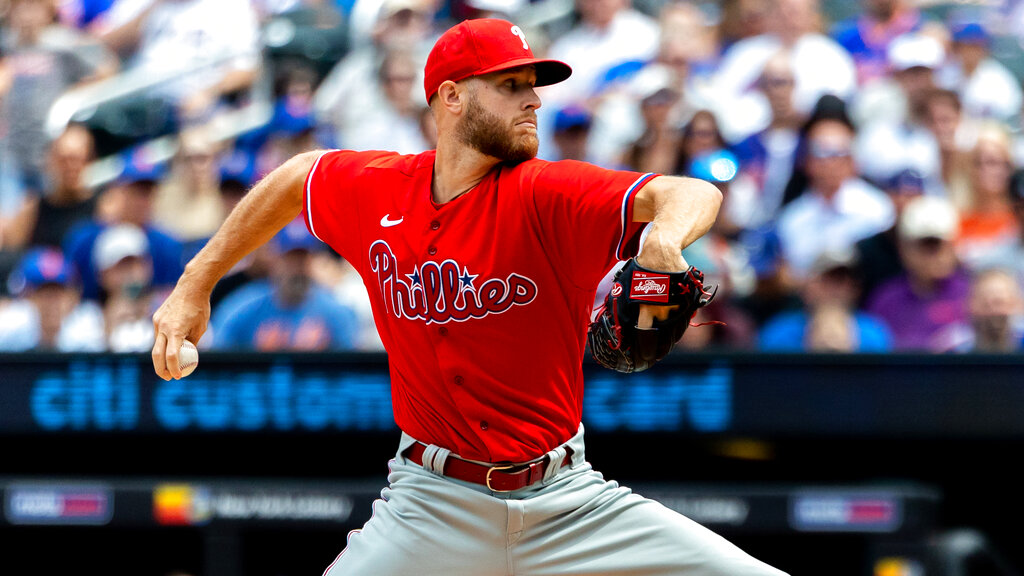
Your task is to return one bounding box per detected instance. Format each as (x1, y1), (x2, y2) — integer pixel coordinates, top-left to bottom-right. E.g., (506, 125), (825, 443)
(0, 0), (1022, 354)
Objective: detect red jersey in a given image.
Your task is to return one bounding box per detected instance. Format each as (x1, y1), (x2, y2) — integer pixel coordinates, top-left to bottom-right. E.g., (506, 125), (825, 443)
(304, 149), (653, 462)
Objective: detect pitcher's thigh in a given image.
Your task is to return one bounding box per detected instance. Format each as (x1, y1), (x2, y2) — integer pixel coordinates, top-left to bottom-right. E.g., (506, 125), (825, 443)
(323, 485), (507, 576)
(520, 489), (788, 576)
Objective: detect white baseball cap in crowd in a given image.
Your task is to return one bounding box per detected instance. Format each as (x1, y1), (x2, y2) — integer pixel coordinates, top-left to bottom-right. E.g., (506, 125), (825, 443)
(379, 0), (427, 19)
(627, 63), (680, 104)
(93, 223), (151, 271)
(898, 195), (960, 242)
(888, 33), (946, 71)
(809, 245), (860, 277)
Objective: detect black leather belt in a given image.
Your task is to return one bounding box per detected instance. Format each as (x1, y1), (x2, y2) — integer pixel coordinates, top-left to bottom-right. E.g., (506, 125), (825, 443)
(404, 443), (573, 492)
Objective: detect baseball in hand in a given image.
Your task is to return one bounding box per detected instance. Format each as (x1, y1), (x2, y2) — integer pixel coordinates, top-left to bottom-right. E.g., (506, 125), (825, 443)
(178, 340), (199, 378)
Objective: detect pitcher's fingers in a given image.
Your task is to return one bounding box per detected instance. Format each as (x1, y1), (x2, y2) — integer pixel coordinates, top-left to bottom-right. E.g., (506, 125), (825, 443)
(637, 306), (654, 329)
(165, 333), (184, 380)
(151, 332), (171, 381)
(656, 305), (679, 320)
(637, 305), (680, 329)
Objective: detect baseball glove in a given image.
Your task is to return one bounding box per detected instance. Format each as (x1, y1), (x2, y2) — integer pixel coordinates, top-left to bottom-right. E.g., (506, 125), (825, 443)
(588, 259), (717, 373)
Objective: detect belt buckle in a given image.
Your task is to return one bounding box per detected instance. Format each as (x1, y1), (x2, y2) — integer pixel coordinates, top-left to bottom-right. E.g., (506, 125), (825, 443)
(485, 463), (519, 492)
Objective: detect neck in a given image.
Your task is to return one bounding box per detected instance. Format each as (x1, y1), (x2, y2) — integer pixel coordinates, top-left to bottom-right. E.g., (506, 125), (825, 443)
(778, 33), (800, 47)
(51, 185), (90, 204)
(872, 4), (907, 25)
(432, 138), (500, 205)
(16, 28), (43, 46)
(587, 16), (616, 33)
(769, 111), (801, 130)
(815, 181), (843, 201)
(907, 274), (939, 297)
(973, 193), (1011, 214)
(975, 333), (1012, 352)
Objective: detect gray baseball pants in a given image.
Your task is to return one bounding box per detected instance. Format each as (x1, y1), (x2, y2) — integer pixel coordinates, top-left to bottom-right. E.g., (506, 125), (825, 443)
(323, 426), (790, 576)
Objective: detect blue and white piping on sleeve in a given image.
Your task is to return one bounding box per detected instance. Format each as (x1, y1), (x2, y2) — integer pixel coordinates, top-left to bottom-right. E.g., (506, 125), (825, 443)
(614, 172), (657, 260)
(304, 150), (335, 243)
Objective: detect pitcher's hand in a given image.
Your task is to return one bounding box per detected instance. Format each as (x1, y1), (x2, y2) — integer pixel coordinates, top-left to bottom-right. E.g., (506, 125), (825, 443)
(635, 232), (687, 329)
(152, 284), (211, 380)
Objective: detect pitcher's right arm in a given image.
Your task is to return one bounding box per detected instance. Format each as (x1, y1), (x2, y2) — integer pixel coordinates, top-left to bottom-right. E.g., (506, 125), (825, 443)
(151, 150), (324, 380)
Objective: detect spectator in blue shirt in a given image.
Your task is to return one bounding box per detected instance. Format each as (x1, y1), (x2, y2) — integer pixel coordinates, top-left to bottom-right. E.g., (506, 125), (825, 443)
(210, 218), (360, 351)
(63, 147), (184, 301)
(759, 245), (893, 351)
(0, 246), (103, 351)
(830, 0), (930, 86)
(945, 267), (1024, 353)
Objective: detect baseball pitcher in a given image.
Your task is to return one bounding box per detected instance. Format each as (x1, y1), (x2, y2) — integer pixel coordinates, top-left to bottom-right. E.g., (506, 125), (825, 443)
(152, 18), (789, 576)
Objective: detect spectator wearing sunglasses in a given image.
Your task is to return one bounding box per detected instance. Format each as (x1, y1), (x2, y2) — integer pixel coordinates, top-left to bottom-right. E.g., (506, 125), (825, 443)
(728, 50), (804, 234)
(775, 98), (895, 280)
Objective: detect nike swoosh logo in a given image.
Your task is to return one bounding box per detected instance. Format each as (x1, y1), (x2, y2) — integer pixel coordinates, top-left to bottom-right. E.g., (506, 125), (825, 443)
(380, 214), (404, 227)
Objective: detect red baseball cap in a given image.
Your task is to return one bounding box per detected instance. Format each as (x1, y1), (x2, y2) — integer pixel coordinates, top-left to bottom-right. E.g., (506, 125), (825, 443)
(423, 18), (572, 103)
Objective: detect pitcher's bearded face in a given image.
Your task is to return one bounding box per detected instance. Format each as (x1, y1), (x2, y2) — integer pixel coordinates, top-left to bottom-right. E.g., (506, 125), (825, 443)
(456, 92), (539, 163)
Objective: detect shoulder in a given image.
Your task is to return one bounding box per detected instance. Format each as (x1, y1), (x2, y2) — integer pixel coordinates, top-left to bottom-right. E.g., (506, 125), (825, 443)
(842, 178), (893, 210)
(615, 9), (659, 33)
(366, 150), (432, 172)
(975, 59), (1023, 88)
(846, 177), (886, 197)
(511, 158), (622, 180)
(57, 302), (106, 352)
(798, 33), (852, 55)
(509, 159), (651, 196)
(726, 34), (776, 56)
(317, 149), (431, 177)
(776, 193), (819, 225)
(0, 301), (38, 350)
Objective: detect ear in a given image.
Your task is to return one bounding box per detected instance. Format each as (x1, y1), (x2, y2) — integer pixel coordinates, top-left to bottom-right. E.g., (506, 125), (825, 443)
(437, 81), (464, 114)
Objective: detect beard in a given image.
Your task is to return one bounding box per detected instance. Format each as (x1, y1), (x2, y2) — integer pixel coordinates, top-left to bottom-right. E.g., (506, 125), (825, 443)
(869, 0), (897, 20)
(455, 93), (538, 163)
(278, 274), (311, 307)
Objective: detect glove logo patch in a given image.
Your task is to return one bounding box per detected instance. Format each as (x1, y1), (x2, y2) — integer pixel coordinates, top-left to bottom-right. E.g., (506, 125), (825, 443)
(589, 259), (716, 373)
(630, 272), (670, 303)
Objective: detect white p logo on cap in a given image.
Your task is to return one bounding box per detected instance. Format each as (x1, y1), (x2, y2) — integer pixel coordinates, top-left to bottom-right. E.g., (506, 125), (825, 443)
(510, 25), (529, 50)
